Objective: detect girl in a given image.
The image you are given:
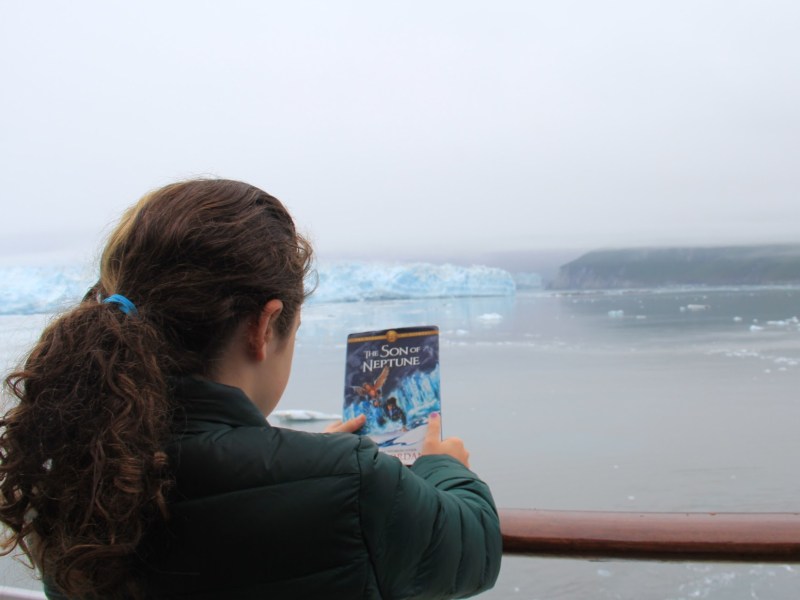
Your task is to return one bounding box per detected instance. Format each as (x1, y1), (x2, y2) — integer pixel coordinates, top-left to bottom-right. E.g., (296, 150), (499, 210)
(0, 179), (501, 599)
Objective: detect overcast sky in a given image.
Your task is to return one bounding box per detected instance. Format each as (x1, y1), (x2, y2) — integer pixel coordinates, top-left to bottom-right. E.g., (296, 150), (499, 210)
(2, 1), (799, 266)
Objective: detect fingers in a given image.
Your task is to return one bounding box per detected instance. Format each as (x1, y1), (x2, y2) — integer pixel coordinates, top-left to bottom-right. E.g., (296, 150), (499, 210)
(453, 441), (470, 467)
(440, 437), (469, 468)
(424, 412), (441, 443)
(347, 414), (367, 432)
(322, 420), (342, 433)
(420, 413), (471, 467)
(324, 414), (366, 434)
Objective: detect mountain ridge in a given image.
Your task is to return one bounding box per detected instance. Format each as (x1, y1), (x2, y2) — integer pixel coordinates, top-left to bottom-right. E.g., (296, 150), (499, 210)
(550, 245), (800, 290)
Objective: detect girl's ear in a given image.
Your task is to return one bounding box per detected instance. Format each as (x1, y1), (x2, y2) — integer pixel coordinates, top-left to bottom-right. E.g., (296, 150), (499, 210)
(249, 299), (283, 361)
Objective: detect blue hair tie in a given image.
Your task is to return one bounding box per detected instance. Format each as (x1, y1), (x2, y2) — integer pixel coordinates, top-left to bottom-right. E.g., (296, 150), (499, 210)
(103, 294), (138, 316)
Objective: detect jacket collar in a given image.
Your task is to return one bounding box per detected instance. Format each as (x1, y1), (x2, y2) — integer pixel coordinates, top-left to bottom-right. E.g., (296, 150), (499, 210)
(171, 376), (268, 428)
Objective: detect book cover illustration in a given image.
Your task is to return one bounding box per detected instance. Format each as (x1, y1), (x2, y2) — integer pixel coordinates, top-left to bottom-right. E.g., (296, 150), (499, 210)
(343, 326), (440, 465)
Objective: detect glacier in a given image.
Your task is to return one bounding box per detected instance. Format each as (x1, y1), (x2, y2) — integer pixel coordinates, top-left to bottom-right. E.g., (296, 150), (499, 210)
(0, 266), (95, 316)
(0, 262), (524, 315)
(511, 271), (543, 290)
(309, 262), (516, 304)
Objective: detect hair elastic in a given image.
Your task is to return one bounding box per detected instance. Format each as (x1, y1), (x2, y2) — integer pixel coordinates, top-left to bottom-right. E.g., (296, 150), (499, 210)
(103, 294), (139, 316)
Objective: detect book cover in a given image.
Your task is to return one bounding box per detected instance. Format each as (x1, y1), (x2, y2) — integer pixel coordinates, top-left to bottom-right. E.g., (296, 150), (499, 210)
(343, 326), (441, 465)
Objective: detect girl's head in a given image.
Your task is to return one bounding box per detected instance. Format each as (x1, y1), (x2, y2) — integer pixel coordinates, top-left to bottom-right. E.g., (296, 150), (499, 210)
(0, 179), (312, 598)
(99, 178), (312, 373)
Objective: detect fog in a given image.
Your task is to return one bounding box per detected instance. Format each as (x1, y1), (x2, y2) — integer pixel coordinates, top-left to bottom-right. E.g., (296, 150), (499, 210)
(2, 1), (799, 266)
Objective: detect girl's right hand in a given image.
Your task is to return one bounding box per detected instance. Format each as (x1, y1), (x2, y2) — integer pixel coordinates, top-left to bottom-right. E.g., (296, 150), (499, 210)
(324, 413), (366, 434)
(420, 413), (470, 467)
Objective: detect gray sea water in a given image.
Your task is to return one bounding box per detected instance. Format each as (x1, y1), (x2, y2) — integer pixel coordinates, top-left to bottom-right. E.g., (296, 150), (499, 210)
(2, 287), (799, 598)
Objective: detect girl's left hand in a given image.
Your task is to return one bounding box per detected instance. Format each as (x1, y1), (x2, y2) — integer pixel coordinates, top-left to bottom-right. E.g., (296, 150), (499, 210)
(323, 414), (366, 434)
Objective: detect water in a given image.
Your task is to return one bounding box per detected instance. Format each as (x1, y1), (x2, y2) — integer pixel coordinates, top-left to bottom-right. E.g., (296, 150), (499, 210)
(2, 287), (799, 598)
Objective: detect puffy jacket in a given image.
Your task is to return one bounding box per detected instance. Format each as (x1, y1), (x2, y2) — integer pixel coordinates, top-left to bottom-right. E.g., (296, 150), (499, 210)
(133, 376), (502, 599)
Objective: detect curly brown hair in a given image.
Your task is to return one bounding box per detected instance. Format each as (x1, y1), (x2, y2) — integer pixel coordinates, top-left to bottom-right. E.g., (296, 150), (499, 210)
(0, 179), (313, 598)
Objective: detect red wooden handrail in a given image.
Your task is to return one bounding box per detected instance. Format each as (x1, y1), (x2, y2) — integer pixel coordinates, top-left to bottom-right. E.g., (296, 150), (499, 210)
(500, 509), (800, 562)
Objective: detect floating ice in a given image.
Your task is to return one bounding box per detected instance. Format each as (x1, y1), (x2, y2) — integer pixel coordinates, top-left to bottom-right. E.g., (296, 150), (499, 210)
(687, 304), (710, 311)
(733, 316), (743, 322)
(271, 410), (341, 421)
(767, 320), (788, 327)
(718, 349), (800, 371)
(477, 313), (503, 322)
(608, 310), (624, 318)
(723, 349), (760, 358)
(775, 357), (799, 366)
(750, 325), (764, 332)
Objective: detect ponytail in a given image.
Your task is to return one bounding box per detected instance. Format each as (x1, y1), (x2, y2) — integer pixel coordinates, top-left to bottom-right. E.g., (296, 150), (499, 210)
(0, 178), (312, 598)
(1, 298), (172, 598)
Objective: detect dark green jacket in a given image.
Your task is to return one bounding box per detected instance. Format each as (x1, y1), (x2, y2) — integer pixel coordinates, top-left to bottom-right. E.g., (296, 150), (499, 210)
(135, 377), (501, 599)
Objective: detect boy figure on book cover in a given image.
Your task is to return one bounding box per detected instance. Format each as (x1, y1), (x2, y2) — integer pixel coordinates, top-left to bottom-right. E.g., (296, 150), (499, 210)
(343, 326), (440, 464)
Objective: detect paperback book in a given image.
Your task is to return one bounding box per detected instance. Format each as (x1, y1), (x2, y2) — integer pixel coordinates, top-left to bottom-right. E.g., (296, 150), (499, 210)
(343, 326), (441, 465)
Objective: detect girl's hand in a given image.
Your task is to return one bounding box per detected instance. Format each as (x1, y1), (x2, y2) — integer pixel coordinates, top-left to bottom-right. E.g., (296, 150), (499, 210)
(420, 413), (470, 467)
(323, 413), (366, 434)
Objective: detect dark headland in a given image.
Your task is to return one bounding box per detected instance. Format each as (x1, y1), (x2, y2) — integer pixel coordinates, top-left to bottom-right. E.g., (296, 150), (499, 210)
(549, 245), (800, 290)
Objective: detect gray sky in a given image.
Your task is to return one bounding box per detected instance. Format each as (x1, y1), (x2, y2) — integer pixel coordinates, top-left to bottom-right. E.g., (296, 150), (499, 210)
(2, 1), (799, 265)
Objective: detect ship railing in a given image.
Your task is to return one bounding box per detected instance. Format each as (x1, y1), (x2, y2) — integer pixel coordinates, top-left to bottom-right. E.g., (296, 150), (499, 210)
(500, 508), (800, 562)
(2, 509), (799, 599)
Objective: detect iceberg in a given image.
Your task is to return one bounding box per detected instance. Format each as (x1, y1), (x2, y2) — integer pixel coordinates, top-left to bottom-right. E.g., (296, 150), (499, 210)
(477, 312), (503, 322)
(0, 262), (518, 315)
(271, 410), (341, 422)
(308, 262), (516, 304)
(0, 266), (94, 316)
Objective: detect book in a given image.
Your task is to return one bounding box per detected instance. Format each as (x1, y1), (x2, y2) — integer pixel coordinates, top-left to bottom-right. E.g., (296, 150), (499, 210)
(343, 326), (441, 465)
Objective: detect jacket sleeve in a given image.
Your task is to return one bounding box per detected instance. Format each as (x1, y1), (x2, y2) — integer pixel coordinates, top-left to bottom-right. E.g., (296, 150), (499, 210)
(356, 438), (502, 599)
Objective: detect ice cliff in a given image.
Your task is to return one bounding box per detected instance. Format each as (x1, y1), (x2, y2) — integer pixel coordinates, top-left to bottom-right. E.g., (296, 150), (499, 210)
(0, 262), (522, 315)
